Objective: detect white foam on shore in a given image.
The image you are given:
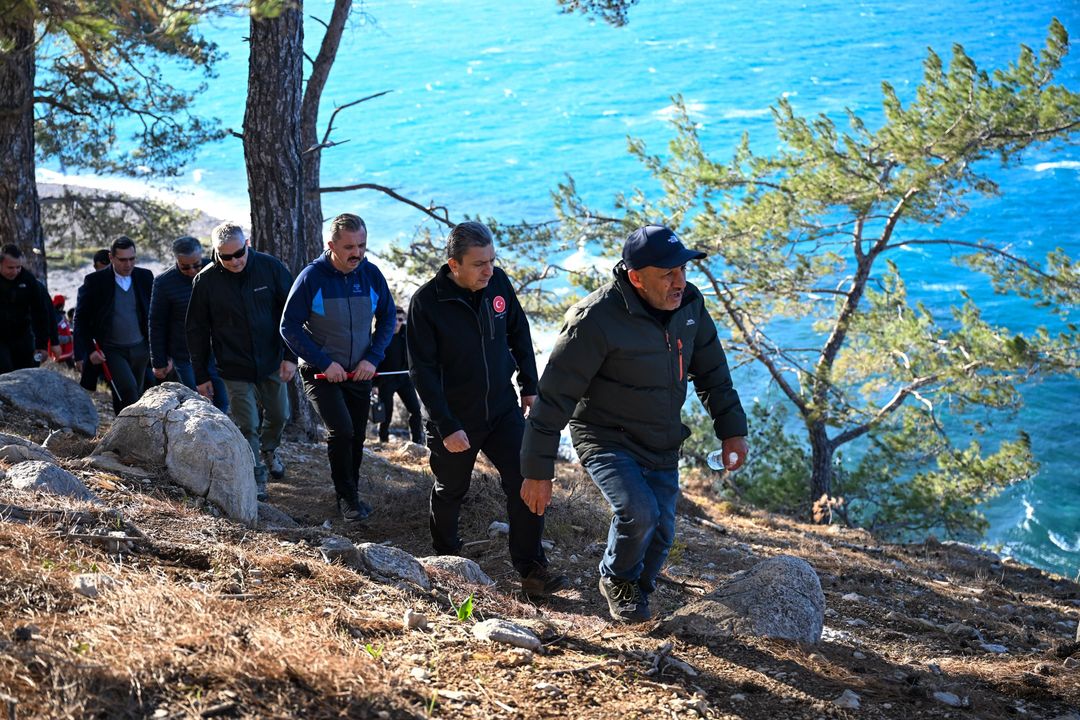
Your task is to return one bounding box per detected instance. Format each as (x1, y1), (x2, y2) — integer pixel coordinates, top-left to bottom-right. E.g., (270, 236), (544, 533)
(36, 168), (250, 226)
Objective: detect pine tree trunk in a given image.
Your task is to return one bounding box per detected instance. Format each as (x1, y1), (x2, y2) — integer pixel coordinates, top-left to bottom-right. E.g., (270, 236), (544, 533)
(0, 12), (46, 281)
(243, 5), (322, 440)
(809, 422), (833, 508)
(243, 6), (305, 271)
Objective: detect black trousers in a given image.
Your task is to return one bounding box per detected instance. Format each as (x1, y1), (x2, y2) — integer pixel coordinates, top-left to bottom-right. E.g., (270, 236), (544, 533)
(0, 333), (37, 374)
(301, 366), (371, 504)
(376, 377), (423, 442)
(427, 409), (547, 577)
(101, 341), (149, 414)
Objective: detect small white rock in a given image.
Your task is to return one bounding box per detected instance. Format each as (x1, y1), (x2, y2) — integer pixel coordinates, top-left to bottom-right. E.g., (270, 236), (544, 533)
(473, 618), (541, 651)
(403, 609), (428, 631)
(410, 667), (431, 682)
(1063, 656), (1080, 670)
(933, 691), (965, 707)
(730, 693), (747, 702)
(841, 592), (863, 602)
(73, 573), (118, 599)
(533, 681), (562, 697)
(852, 651), (867, 660)
(980, 643), (1008, 654)
(488, 521), (510, 538)
(833, 689), (861, 709)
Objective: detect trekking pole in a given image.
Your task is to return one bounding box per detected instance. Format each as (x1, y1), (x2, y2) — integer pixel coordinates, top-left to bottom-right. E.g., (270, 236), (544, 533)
(93, 339), (122, 399)
(313, 369), (410, 380)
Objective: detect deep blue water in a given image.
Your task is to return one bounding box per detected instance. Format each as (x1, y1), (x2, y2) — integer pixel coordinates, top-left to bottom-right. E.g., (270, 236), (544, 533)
(40, 0), (1079, 575)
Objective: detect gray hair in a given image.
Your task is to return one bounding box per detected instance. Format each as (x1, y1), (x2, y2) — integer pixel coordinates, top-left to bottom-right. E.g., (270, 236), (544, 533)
(329, 213), (367, 242)
(172, 236), (202, 257)
(211, 222), (245, 248)
(445, 221), (493, 262)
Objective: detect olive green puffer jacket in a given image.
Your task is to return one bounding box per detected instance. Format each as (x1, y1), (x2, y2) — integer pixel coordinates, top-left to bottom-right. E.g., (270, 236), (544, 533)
(521, 264), (747, 477)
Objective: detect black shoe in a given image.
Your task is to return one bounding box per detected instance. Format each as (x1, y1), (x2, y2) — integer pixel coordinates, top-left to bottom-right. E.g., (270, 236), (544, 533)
(599, 576), (651, 622)
(520, 565), (571, 597)
(339, 497), (373, 522)
(256, 480), (269, 503)
(262, 449), (285, 480)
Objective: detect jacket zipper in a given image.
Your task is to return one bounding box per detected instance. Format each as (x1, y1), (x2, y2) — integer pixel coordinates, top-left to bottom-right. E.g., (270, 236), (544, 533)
(677, 338), (684, 381)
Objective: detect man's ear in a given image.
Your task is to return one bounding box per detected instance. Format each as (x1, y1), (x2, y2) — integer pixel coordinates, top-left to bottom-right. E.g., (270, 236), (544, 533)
(626, 268), (644, 290)
(447, 257), (460, 275)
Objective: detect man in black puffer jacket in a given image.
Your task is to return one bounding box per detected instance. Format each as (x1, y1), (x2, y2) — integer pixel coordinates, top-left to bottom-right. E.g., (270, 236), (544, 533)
(520, 225), (749, 623)
(408, 221), (568, 597)
(186, 222), (296, 501)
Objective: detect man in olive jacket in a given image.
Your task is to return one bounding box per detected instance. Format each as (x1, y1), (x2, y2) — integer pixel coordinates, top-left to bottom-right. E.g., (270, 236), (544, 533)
(520, 225), (749, 622)
(186, 222), (296, 501)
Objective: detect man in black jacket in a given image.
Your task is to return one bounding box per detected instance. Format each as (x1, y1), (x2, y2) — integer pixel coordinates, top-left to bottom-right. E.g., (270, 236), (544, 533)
(0, 244), (53, 374)
(73, 236), (154, 412)
(407, 221), (567, 597)
(149, 236), (228, 412)
(375, 304), (423, 444)
(520, 225), (749, 622)
(186, 222), (296, 501)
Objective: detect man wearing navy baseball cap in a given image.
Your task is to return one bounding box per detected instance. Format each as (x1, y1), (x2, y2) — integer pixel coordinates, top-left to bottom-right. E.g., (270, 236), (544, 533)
(520, 224), (748, 622)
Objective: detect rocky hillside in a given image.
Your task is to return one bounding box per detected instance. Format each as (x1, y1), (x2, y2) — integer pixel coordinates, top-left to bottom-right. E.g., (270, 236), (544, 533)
(0, 367), (1078, 720)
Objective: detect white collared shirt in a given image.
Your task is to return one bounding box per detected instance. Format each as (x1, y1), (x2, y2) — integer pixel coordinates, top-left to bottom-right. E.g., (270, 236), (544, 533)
(115, 273), (132, 292)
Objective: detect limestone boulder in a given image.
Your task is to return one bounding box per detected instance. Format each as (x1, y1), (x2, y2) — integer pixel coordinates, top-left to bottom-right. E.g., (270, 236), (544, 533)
(93, 383), (256, 524)
(0, 432), (55, 464)
(5, 460), (97, 502)
(664, 555), (825, 644)
(419, 555), (495, 586)
(357, 543), (431, 589)
(0, 368), (98, 436)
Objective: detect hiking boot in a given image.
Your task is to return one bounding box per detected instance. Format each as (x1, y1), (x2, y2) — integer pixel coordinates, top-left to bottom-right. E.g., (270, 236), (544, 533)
(255, 478), (269, 502)
(520, 565), (571, 597)
(262, 449), (285, 480)
(339, 497), (373, 523)
(599, 576), (651, 622)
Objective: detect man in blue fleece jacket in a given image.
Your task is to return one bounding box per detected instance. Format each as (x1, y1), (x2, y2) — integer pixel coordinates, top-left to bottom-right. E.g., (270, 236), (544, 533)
(281, 213), (396, 521)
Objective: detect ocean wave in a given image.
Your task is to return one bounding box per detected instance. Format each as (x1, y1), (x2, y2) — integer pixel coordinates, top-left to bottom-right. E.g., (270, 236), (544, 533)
(654, 101), (707, 121)
(1032, 160), (1080, 172)
(1046, 530), (1080, 553)
(919, 283), (969, 292)
(718, 108), (771, 120)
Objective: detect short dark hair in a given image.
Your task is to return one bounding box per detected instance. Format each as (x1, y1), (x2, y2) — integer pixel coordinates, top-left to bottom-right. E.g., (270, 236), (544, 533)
(110, 236), (136, 254)
(1, 244), (22, 260)
(172, 236), (201, 256)
(93, 249), (110, 266)
(329, 213), (366, 242)
(445, 221), (493, 262)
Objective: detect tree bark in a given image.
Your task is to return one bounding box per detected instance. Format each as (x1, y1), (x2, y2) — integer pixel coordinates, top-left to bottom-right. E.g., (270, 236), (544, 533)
(808, 421), (833, 507)
(243, 5), (305, 272)
(0, 11), (46, 281)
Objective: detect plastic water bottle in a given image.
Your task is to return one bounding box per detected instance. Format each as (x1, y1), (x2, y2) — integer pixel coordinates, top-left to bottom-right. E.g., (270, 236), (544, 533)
(706, 450), (739, 471)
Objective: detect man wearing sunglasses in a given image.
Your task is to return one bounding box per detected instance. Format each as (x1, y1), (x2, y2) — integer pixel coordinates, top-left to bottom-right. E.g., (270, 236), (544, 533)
(73, 235), (155, 413)
(148, 236), (229, 412)
(186, 222), (297, 502)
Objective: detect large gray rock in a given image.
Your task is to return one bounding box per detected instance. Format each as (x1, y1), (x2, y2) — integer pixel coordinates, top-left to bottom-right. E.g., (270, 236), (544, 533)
(357, 542), (431, 590)
(0, 432), (55, 464)
(0, 368), (98, 436)
(5, 460), (97, 502)
(664, 555), (825, 643)
(419, 555), (495, 586)
(93, 383), (256, 524)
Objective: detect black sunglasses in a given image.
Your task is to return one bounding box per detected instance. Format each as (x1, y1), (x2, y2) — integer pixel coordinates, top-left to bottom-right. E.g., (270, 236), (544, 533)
(218, 246), (247, 262)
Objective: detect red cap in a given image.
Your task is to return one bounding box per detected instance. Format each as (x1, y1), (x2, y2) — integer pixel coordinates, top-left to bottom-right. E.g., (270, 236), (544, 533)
(52, 294), (66, 307)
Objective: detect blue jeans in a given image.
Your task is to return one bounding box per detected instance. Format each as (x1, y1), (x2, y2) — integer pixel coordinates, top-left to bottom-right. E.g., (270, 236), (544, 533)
(582, 448), (680, 594)
(174, 360), (229, 413)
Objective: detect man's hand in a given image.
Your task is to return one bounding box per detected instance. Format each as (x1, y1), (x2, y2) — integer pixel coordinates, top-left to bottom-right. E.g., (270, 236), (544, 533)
(196, 381), (214, 400)
(351, 359), (377, 381)
(279, 360), (297, 383)
(520, 478), (553, 516)
(153, 358), (174, 380)
(442, 430), (471, 453)
(89, 349), (106, 365)
(722, 435), (749, 471)
(322, 361), (347, 383)
(521, 394), (537, 417)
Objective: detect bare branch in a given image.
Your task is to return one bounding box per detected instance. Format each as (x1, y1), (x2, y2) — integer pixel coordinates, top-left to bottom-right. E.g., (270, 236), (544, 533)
(320, 183), (454, 227)
(317, 90), (393, 148)
(885, 238), (1079, 288)
(830, 375), (938, 448)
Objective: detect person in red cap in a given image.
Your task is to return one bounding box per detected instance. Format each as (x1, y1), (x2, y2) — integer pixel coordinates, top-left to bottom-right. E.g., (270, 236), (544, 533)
(520, 224), (749, 622)
(49, 294), (75, 365)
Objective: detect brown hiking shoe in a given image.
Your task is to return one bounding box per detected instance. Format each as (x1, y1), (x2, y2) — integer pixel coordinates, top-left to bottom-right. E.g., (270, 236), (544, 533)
(520, 565), (570, 597)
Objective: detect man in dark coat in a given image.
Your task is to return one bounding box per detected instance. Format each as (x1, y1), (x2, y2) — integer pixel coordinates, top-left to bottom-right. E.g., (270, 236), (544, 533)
(186, 222), (296, 501)
(0, 244), (53, 373)
(149, 236), (228, 411)
(408, 221), (568, 597)
(521, 225), (749, 622)
(73, 236), (154, 412)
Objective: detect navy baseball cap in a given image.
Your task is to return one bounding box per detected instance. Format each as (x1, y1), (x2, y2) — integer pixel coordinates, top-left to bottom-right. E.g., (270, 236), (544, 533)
(622, 225), (706, 270)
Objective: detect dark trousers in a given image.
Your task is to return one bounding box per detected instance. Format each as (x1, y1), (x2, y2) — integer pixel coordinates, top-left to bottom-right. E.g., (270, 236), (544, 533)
(376, 378), (423, 443)
(101, 341), (149, 413)
(0, 334), (37, 374)
(301, 366), (371, 504)
(427, 410), (547, 577)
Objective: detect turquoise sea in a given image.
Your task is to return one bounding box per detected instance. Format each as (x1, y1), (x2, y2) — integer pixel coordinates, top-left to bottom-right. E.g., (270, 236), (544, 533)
(40, 0), (1079, 576)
